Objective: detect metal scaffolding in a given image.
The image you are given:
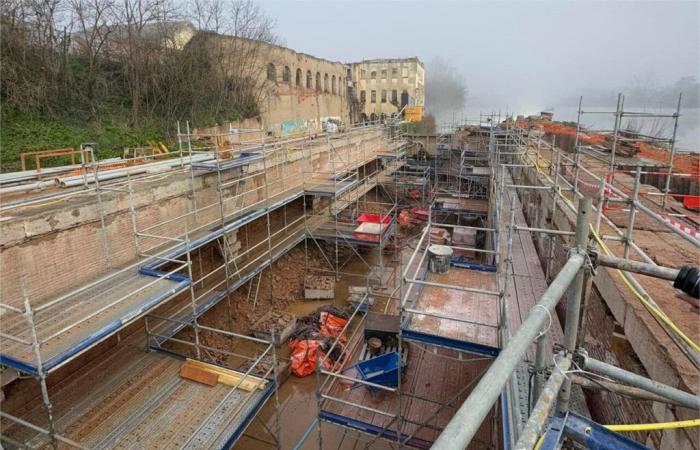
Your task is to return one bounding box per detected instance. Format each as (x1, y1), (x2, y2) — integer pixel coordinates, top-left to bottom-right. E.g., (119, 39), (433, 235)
(302, 109), (698, 450)
(0, 122), (393, 449)
(1, 102), (697, 450)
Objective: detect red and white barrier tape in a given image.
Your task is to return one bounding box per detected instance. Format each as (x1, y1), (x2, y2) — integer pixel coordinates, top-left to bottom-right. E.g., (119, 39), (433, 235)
(562, 167), (699, 238)
(659, 214), (699, 238)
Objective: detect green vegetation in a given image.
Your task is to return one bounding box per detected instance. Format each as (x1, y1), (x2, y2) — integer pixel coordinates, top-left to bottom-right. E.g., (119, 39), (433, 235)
(1, 1), (275, 172)
(1, 110), (164, 171)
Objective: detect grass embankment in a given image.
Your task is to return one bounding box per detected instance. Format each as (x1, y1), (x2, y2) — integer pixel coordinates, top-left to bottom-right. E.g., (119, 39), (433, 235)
(0, 111), (165, 172)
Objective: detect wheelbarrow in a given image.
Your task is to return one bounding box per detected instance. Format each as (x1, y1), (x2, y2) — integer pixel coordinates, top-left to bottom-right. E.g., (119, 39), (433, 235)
(346, 352), (407, 397)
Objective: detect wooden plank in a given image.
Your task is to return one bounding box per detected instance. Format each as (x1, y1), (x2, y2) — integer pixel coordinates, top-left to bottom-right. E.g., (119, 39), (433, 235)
(180, 362), (219, 386)
(185, 359), (267, 391)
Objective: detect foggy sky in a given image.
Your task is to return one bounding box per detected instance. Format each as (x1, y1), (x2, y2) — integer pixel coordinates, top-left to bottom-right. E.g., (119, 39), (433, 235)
(259, 0), (699, 112)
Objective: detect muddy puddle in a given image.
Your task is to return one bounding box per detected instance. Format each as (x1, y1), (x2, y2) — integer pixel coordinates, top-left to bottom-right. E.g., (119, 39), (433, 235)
(229, 242), (402, 449)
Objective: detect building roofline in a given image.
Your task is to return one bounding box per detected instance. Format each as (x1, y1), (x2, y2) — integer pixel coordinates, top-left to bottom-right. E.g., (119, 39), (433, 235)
(349, 57), (424, 66)
(205, 32), (348, 67)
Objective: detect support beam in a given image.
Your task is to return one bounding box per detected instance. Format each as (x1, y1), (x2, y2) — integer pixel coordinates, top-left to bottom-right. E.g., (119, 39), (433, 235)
(595, 254), (679, 281)
(515, 355), (572, 450)
(557, 197), (591, 413)
(579, 353), (700, 411)
(570, 375), (686, 407)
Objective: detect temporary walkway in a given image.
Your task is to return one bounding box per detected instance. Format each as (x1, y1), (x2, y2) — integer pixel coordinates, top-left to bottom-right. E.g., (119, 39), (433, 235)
(1, 323), (277, 450)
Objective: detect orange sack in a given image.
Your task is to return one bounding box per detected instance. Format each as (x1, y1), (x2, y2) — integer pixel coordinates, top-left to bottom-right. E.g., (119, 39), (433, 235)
(289, 339), (332, 377)
(319, 312), (348, 342)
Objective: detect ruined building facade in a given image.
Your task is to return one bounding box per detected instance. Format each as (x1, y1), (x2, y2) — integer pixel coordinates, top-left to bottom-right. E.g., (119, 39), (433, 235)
(192, 34), (425, 135)
(208, 35), (349, 136)
(348, 57), (425, 122)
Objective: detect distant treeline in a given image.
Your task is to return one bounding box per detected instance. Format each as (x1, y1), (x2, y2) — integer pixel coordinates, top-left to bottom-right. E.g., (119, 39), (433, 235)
(560, 76), (700, 109)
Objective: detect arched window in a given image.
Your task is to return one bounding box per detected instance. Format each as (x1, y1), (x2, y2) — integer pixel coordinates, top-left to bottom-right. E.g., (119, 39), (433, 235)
(296, 68), (302, 86)
(370, 70), (376, 80)
(282, 66), (291, 82)
(267, 63), (276, 82)
(315, 72), (321, 92)
(323, 74), (329, 93)
(306, 70), (312, 88)
(331, 75), (337, 94)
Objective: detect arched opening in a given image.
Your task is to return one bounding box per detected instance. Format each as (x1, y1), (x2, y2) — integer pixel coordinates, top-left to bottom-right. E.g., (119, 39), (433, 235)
(370, 113), (377, 122)
(267, 63), (276, 82)
(370, 70), (376, 80)
(306, 70), (312, 88)
(282, 66), (291, 82)
(401, 90), (409, 108)
(331, 75), (336, 94)
(360, 113), (368, 123)
(315, 72), (321, 92)
(296, 68), (302, 86)
(323, 74), (329, 93)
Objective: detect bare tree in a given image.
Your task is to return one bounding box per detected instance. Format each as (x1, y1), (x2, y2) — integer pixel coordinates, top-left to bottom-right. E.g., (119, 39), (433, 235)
(1, 0), (71, 115)
(109, 0), (176, 122)
(2, 0), (279, 140)
(70, 0), (114, 118)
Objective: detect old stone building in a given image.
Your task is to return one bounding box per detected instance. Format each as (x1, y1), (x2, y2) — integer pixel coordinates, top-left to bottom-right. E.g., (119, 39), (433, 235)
(349, 57), (425, 122)
(260, 44), (349, 135)
(211, 35), (349, 136)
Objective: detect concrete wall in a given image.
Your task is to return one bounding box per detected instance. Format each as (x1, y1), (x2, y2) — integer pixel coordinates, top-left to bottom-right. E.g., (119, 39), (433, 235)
(0, 129), (386, 309)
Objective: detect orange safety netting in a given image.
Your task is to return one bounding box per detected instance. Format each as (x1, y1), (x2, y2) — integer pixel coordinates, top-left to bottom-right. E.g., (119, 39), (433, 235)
(541, 122), (606, 146)
(636, 142), (700, 178)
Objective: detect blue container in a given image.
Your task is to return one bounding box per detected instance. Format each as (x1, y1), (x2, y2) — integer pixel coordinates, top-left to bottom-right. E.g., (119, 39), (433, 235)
(353, 352), (404, 388)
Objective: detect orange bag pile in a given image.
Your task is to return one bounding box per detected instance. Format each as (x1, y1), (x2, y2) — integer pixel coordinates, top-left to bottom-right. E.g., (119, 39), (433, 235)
(289, 339), (333, 377)
(289, 307), (349, 377)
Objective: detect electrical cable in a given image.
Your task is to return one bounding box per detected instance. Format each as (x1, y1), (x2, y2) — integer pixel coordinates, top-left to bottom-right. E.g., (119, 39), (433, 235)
(524, 152), (700, 354)
(534, 419), (700, 450)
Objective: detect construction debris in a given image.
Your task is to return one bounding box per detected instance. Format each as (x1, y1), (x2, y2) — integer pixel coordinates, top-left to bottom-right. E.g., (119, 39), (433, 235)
(250, 311), (297, 345)
(304, 274), (336, 300)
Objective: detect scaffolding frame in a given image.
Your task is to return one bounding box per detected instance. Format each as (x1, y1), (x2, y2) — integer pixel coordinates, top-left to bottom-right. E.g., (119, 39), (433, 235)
(569, 94), (685, 212)
(305, 119), (508, 450)
(0, 122), (392, 449)
(303, 107), (698, 450)
(431, 116), (698, 449)
(2, 102), (697, 450)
